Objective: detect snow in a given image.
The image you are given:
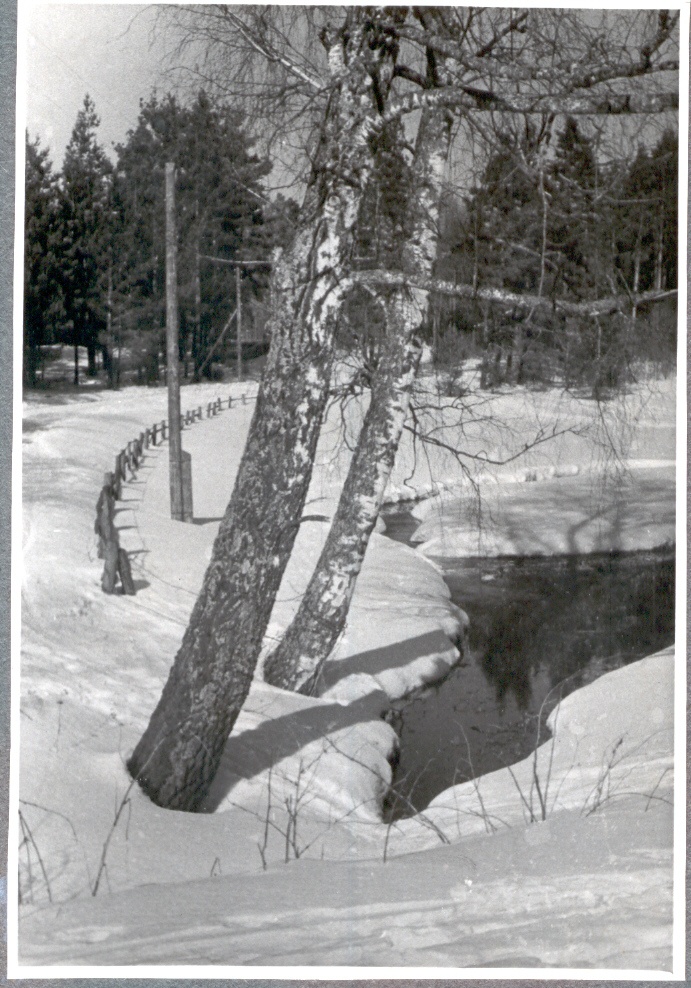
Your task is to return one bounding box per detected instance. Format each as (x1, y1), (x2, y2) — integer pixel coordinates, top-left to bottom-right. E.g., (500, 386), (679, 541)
(12, 371), (681, 975)
(410, 466), (675, 557)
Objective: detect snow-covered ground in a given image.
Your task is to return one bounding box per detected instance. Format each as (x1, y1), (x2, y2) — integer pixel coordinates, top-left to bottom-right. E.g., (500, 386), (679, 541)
(12, 371), (681, 974)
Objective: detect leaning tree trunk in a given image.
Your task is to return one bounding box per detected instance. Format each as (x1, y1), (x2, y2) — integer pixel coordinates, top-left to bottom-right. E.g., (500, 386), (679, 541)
(264, 104), (453, 694)
(262, 301), (423, 693)
(127, 19), (395, 811)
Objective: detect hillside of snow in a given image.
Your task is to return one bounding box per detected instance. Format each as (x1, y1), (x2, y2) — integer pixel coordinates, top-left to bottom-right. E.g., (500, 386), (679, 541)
(13, 371), (681, 974)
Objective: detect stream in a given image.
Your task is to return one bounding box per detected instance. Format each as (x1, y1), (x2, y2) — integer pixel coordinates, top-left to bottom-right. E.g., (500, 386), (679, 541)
(381, 505), (675, 820)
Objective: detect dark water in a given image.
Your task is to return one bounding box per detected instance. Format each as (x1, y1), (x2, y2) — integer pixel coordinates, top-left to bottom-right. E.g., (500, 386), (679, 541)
(381, 507), (675, 820)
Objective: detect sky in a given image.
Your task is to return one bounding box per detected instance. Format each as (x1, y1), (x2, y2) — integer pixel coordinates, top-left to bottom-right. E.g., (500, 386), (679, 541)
(22, 4), (172, 165)
(16, 4), (682, 193)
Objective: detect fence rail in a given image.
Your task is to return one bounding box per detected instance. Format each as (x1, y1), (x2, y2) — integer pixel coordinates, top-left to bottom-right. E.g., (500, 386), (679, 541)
(94, 391), (256, 595)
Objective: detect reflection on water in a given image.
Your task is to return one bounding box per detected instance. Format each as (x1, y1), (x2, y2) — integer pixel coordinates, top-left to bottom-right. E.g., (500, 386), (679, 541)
(383, 542), (674, 820)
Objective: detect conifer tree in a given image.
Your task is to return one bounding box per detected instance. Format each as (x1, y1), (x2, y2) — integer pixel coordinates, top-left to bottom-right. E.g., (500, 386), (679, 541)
(58, 95), (112, 383)
(111, 90), (272, 382)
(24, 134), (61, 386)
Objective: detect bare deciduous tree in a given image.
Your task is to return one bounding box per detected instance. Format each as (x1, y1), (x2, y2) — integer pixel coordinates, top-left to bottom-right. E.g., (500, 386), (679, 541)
(128, 9), (403, 809)
(130, 7), (678, 810)
(264, 7), (678, 692)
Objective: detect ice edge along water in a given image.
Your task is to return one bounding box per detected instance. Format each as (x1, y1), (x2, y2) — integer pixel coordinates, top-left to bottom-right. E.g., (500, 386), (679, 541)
(15, 374), (677, 971)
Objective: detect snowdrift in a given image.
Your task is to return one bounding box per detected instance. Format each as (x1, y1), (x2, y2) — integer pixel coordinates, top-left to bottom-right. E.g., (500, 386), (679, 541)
(15, 375), (679, 972)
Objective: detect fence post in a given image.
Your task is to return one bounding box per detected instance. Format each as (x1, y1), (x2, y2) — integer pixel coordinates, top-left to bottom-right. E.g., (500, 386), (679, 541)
(95, 474), (135, 595)
(113, 456), (122, 499)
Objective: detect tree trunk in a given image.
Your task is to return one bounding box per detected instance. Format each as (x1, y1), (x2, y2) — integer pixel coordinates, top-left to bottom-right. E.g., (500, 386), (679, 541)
(193, 229), (203, 382)
(87, 341), (97, 377)
(102, 344), (112, 383)
(264, 105), (453, 693)
(263, 304), (423, 693)
(432, 300), (440, 363)
(631, 218), (643, 323)
(25, 338), (39, 387)
(127, 19), (392, 811)
(105, 260), (115, 388)
(508, 322), (525, 385)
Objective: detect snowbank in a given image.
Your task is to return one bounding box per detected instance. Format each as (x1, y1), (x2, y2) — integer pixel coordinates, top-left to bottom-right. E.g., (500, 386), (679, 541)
(411, 465), (675, 557)
(15, 374), (679, 972)
(18, 380), (467, 901)
(18, 649), (675, 969)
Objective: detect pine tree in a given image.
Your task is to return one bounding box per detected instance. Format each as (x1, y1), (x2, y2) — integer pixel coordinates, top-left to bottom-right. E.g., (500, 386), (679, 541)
(111, 90), (273, 383)
(461, 123), (554, 385)
(613, 129), (677, 373)
(24, 134), (61, 386)
(617, 130), (677, 297)
(58, 95), (112, 384)
(548, 117), (606, 300)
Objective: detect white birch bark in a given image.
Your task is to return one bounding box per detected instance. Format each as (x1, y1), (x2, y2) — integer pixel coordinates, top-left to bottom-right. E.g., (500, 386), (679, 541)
(129, 17), (395, 810)
(264, 105), (453, 693)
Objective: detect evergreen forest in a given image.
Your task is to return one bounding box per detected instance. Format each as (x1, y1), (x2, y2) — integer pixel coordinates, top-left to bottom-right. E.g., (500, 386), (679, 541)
(24, 88), (677, 396)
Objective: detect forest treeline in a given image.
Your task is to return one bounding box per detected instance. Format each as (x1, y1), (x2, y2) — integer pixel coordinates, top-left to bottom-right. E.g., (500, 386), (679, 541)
(433, 119), (677, 391)
(24, 87), (677, 394)
(24, 90), (293, 387)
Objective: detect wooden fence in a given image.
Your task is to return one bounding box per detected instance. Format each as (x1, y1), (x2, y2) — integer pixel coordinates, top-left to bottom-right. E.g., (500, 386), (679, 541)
(94, 392), (255, 595)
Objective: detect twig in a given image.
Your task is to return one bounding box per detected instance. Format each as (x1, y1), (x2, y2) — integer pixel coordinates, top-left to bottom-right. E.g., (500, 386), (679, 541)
(18, 809), (53, 904)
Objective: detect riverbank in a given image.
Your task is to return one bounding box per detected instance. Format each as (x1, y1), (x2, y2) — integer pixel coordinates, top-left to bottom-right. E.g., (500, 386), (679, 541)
(16, 374), (680, 972)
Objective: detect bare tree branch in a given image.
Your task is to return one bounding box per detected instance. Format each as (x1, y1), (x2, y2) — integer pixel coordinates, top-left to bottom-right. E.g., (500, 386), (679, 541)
(355, 269), (677, 318)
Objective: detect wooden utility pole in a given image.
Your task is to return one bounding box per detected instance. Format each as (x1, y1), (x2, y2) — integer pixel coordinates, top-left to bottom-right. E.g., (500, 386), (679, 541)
(235, 262), (243, 382)
(165, 162), (193, 522)
(106, 257), (113, 387)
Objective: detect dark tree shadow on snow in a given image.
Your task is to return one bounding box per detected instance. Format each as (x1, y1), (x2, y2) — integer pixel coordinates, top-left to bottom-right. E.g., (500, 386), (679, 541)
(201, 688), (390, 811)
(315, 630), (456, 693)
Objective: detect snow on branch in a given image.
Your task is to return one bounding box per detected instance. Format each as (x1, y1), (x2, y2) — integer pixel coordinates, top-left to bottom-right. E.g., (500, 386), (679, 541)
(355, 270), (677, 319)
(385, 86), (678, 124)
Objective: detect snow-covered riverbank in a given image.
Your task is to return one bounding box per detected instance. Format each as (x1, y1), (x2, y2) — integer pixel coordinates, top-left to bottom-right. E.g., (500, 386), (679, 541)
(14, 375), (680, 973)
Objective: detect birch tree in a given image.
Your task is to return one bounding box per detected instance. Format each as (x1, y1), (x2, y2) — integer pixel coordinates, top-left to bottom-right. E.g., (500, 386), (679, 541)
(264, 7), (679, 693)
(264, 101), (454, 692)
(128, 8), (402, 809)
(130, 6), (678, 810)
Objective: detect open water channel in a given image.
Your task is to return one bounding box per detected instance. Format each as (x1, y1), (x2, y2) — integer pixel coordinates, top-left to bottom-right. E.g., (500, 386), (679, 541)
(381, 506), (675, 819)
